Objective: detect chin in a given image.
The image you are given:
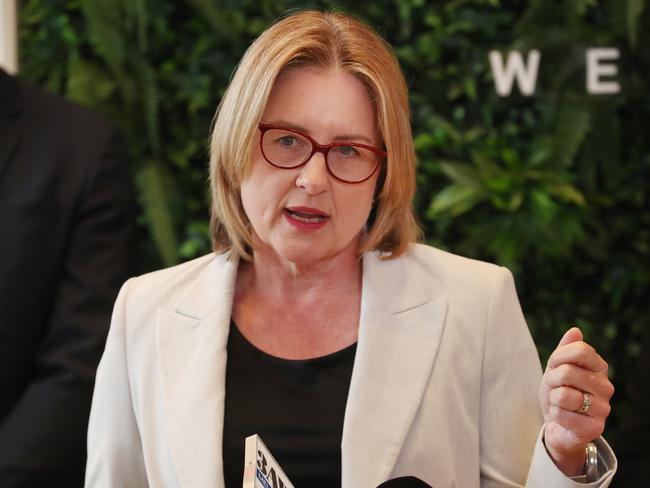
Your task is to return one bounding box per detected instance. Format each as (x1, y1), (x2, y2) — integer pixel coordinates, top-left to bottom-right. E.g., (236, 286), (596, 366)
(277, 245), (329, 266)
(253, 232), (361, 267)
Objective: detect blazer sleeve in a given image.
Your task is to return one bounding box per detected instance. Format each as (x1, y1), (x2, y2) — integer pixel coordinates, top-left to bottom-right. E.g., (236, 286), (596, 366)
(0, 124), (136, 486)
(478, 267), (616, 487)
(85, 278), (149, 488)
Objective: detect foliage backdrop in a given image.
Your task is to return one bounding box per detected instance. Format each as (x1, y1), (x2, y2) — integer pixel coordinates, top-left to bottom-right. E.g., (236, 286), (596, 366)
(18, 0), (649, 437)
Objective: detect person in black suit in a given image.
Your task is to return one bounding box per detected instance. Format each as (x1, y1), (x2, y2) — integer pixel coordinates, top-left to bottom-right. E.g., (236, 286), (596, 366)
(0, 67), (136, 487)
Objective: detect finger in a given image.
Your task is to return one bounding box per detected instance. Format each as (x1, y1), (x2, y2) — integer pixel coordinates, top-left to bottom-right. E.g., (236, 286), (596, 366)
(548, 386), (611, 419)
(557, 326), (583, 347)
(548, 404), (606, 442)
(547, 341), (609, 372)
(549, 386), (588, 412)
(544, 364), (615, 400)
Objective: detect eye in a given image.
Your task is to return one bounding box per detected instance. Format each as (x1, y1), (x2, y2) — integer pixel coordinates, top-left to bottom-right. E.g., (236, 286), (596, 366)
(335, 145), (361, 157)
(276, 135), (297, 146)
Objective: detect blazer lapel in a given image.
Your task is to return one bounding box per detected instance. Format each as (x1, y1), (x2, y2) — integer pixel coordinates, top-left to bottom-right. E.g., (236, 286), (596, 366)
(156, 252), (239, 488)
(342, 251), (449, 488)
(0, 69), (23, 183)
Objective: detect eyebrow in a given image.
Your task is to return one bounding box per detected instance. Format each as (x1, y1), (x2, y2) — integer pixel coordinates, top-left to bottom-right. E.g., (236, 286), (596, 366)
(264, 119), (375, 145)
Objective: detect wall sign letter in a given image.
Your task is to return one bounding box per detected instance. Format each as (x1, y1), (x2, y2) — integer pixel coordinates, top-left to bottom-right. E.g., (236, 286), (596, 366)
(586, 48), (620, 94)
(489, 50), (541, 96)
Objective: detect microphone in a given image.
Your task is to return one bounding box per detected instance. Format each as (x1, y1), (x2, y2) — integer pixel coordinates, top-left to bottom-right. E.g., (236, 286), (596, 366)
(376, 476), (433, 487)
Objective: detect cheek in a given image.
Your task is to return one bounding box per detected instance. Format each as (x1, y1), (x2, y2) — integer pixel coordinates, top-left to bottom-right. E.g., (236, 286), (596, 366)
(240, 170), (289, 229)
(239, 184), (255, 223)
(336, 186), (376, 231)
(239, 173), (267, 228)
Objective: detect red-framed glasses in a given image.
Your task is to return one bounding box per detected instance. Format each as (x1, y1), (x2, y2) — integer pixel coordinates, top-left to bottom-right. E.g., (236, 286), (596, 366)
(258, 123), (386, 184)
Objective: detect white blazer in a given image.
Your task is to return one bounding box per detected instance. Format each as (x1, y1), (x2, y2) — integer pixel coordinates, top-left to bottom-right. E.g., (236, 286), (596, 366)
(85, 244), (616, 487)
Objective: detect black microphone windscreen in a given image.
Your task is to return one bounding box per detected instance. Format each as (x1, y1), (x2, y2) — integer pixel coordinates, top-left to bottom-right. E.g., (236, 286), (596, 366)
(376, 476), (433, 487)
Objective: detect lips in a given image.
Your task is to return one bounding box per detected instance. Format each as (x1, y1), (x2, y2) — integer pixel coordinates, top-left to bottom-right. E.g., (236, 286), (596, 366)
(284, 206), (329, 228)
(288, 212), (324, 223)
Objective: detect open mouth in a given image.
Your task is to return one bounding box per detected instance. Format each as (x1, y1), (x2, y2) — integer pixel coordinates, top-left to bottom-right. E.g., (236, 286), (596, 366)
(286, 208), (328, 224)
(284, 206), (330, 230)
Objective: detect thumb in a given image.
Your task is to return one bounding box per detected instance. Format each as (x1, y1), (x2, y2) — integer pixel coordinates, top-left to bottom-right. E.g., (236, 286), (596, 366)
(558, 326), (583, 347)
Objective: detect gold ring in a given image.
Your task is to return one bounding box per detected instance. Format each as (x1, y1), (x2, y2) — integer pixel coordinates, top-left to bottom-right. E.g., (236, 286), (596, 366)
(575, 391), (592, 414)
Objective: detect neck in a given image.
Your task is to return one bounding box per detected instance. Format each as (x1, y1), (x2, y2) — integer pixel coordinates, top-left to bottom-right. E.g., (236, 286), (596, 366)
(238, 239), (362, 304)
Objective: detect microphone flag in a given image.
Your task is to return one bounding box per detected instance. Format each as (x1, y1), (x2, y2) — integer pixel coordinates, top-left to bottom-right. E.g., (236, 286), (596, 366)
(243, 434), (295, 488)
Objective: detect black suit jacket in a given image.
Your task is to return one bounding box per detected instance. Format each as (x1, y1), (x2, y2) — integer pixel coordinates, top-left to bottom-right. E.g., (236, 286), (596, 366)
(0, 68), (136, 487)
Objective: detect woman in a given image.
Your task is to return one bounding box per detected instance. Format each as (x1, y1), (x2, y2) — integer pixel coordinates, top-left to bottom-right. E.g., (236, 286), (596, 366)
(86, 10), (616, 488)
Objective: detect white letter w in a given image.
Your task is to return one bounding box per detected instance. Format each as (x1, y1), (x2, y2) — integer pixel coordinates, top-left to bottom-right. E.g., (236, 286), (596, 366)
(488, 50), (541, 96)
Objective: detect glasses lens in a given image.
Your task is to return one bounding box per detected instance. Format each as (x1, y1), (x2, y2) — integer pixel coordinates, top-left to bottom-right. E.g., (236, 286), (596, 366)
(262, 128), (311, 168)
(328, 145), (379, 183)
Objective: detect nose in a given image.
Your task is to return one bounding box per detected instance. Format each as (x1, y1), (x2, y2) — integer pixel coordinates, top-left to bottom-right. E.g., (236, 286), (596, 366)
(295, 151), (329, 195)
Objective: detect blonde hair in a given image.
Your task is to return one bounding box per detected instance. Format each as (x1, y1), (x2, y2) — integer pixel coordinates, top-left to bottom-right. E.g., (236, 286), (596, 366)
(209, 10), (421, 260)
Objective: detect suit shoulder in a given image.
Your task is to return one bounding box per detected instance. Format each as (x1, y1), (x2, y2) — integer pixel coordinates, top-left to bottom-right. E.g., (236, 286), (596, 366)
(17, 77), (112, 132)
(409, 243), (504, 277)
(401, 243), (514, 299)
(123, 253), (221, 311)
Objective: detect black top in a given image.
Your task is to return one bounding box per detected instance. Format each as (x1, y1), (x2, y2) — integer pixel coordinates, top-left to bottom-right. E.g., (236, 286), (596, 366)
(223, 320), (357, 487)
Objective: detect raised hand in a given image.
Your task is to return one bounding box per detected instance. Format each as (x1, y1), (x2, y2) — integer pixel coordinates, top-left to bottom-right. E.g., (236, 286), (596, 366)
(539, 327), (614, 475)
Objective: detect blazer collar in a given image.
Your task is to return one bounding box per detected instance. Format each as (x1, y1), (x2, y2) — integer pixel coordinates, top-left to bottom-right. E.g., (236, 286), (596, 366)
(155, 249), (448, 488)
(173, 251), (239, 319)
(155, 252), (238, 488)
(341, 250), (449, 487)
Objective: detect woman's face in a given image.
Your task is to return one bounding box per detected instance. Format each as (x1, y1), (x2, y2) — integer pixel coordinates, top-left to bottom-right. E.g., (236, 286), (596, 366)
(240, 67), (380, 266)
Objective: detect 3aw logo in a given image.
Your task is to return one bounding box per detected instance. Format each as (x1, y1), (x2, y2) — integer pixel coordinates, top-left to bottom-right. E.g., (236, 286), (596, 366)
(256, 449), (290, 488)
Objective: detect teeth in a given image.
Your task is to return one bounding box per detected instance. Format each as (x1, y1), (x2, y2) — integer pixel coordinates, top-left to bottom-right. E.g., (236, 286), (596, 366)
(288, 210), (325, 223)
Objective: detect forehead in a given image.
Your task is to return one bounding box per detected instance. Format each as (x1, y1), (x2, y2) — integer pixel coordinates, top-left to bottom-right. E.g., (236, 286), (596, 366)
(262, 67), (378, 144)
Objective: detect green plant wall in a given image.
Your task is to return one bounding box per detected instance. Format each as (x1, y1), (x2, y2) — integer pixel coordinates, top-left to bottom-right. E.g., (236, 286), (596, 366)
(18, 0), (649, 441)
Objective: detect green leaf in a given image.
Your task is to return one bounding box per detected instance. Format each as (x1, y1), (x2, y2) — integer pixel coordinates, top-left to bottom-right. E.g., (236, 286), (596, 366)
(552, 99), (591, 168)
(80, 0), (126, 73)
(626, 0), (647, 48)
(427, 184), (486, 218)
(138, 161), (179, 266)
(137, 61), (160, 155)
(438, 161), (484, 189)
(530, 189), (558, 218)
(66, 51), (115, 106)
(463, 77), (477, 101)
(470, 151), (503, 179)
(507, 191), (525, 211)
(548, 183), (587, 206)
